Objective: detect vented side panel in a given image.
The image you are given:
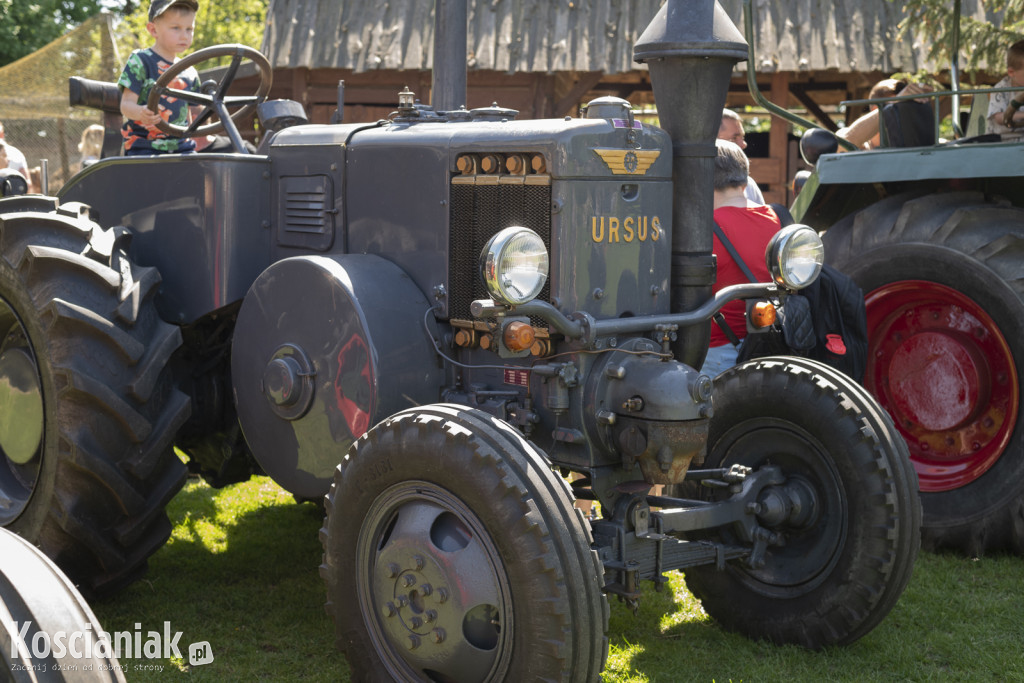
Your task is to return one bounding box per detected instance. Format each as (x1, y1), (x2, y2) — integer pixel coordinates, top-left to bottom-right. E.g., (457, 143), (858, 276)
(277, 174), (335, 250)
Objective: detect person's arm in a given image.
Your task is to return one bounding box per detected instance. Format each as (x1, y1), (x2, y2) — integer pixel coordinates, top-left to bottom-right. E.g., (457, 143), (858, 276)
(838, 82), (934, 149)
(120, 88), (162, 127)
(837, 109), (879, 149)
(1001, 97), (1024, 128)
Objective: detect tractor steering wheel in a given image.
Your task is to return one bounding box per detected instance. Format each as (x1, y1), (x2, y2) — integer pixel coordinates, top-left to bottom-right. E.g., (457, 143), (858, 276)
(147, 44), (272, 153)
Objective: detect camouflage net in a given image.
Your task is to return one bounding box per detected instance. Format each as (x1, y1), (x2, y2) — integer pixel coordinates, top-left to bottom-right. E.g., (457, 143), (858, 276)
(0, 13), (141, 191)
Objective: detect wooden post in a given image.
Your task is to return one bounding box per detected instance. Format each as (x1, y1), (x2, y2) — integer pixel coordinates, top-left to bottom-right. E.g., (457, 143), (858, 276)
(764, 71), (790, 205)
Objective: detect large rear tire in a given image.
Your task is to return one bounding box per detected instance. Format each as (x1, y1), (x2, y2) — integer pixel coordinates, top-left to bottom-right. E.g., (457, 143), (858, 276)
(0, 199), (189, 593)
(683, 357), (920, 649)
(823, 191), (1024, 555)
(321, 404), (608, 682)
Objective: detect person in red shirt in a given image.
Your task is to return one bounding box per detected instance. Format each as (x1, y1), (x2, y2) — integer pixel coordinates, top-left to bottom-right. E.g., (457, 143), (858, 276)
(702, 139), (782, 376)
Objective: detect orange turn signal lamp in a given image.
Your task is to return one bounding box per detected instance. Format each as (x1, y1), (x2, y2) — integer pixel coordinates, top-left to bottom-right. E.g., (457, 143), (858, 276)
(504, 321), (536, 351)
(750, 301), (777, 329)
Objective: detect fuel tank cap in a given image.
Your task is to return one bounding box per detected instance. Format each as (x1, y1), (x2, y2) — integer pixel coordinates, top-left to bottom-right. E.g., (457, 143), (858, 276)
(583, 96), (632, 120)
(470, 102), (519, 121)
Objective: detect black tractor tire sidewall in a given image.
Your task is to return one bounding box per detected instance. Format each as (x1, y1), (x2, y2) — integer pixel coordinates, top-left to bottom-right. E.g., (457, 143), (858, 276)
(823, 192), (1024, 554)
(0, 263), (59, 543)
(845, 243), (1024, 523)
(685, 357), (920, 649)
(321, 404), (607, 682)
(0, 206), (188, 593)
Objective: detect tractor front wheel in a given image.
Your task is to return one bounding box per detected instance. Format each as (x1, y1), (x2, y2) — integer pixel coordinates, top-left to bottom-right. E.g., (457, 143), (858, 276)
(683, 357), (920, 649)
(321, 404), (608, 682)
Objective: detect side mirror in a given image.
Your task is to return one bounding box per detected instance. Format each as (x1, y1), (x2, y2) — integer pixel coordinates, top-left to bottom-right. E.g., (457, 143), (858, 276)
(799, 128), (839, 165)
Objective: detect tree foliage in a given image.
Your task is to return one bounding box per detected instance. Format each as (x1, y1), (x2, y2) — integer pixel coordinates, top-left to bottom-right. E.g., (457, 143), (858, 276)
(118, 0), (268, 56)
(896, 0), (1024, 75)
(0, 0), (107, 67)
(0, 0), (267, 69)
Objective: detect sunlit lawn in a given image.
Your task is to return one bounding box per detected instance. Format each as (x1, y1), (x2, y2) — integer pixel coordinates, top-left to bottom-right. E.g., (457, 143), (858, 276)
(90, 475), (1024, 681)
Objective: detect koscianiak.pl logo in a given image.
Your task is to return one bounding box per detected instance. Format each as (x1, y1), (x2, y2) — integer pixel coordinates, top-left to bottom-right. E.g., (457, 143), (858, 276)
(8, 621), (214, 673)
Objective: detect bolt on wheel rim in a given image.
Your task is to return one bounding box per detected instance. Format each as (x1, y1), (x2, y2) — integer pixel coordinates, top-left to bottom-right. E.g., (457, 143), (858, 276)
(0, 298), (44, 524)
(357, 482), (513, 682)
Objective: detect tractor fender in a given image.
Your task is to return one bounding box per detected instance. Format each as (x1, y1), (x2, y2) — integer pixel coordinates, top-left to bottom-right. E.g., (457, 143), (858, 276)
(232, 253), (443, 499)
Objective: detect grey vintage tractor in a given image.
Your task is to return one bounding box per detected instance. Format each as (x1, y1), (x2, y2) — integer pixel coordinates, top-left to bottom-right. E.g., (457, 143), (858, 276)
(767, 0), (1024, 558)
(0, 0), (919, 679)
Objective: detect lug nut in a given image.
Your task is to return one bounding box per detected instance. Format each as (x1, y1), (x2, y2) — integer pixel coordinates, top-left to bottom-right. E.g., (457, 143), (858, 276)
(383, 602), (397, 618)
(419, 583), (433, 596)
(425, 609), (437, 623)
(397, 596), (409, 609)
(407, 634), (421, 650)
(403, 574), (416, 587)
(433, 628), (446, 644)
(412, 554), (425, 570)
(385, 562), (400, 578)
(436, 587), (449, 604)
(410, 616), (423, 629)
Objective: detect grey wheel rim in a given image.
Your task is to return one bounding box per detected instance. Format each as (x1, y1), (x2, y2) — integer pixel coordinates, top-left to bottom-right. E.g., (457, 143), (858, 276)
(357, 481), (513, 683)
(0, 297), (43, 525)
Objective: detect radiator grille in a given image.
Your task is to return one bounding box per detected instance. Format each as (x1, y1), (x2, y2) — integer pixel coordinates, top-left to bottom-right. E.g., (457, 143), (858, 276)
(448, 178), (552, 321)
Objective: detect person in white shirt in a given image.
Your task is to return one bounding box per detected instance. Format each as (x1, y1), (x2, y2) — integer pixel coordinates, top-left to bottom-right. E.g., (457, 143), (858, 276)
(0, 122), (29, 181)
(987, 39), (1024, 135)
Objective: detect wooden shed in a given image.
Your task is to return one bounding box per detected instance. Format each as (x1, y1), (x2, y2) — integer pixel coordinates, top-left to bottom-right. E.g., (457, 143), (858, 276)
(253, 0), (996, 205)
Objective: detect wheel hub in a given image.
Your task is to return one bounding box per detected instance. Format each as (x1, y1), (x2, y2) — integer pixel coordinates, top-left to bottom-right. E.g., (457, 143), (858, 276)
(0, 347), (43, 464)
(757, 478), (818, 529)
(0, 304), (44, 525)
(363, 494), (509, 682)
(866, 281), (1018, 491)
(888, 330), (982, 432)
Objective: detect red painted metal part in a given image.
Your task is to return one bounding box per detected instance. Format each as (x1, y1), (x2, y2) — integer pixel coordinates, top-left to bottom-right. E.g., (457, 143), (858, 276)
(865, 281), (1018, 492)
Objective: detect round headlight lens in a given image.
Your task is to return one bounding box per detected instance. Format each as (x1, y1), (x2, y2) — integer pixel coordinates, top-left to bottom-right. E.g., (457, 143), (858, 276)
(481, 227), (549, 305)
(766, 224), (824, 290)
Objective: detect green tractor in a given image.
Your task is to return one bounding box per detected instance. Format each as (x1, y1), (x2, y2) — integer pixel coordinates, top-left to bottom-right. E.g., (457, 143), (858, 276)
(763, 0), (1024, 555)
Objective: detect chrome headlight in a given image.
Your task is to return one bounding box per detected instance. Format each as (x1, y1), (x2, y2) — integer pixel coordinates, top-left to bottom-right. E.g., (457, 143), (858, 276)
(481, 227), (549, 305)
(765, 224), (824, 290)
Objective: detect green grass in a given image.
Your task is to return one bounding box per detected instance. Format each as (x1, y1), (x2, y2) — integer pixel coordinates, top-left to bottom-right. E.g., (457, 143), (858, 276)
(90, 475), (1024, 682)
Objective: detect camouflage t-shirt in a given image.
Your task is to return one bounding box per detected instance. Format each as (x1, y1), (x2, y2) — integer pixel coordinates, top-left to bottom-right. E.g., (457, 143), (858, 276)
(117, 48), (199, 154)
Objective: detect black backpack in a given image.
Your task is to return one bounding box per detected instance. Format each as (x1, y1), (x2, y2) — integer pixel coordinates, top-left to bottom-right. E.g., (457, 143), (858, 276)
(714, 223), (868, 383)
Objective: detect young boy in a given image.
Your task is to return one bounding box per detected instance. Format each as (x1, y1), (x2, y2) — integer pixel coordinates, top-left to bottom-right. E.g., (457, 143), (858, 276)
(987, 39), (1024, 135)
(118, 0), (201, 155)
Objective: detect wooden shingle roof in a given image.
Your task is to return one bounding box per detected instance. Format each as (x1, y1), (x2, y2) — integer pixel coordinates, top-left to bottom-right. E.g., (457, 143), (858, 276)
(261, 0), (993, 76)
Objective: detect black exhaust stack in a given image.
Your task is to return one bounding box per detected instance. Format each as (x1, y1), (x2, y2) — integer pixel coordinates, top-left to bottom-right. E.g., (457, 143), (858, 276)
(634, 1), (747, 369)
(432, 0), (468, 112)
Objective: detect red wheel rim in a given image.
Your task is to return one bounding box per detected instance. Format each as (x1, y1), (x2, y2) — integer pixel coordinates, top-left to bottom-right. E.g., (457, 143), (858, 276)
(866, 281), (1018, 492)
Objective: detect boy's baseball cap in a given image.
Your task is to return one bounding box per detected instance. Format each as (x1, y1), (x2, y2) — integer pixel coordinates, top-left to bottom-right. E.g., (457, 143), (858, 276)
(149, 0), (199, 21)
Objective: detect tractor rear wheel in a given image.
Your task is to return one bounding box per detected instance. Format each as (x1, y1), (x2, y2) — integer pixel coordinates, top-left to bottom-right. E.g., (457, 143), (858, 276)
(823, 191), (1024, 555)
(0, 199), (188, 593)
(683, 357), (920, 649)
(321, 404), (608, 682)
